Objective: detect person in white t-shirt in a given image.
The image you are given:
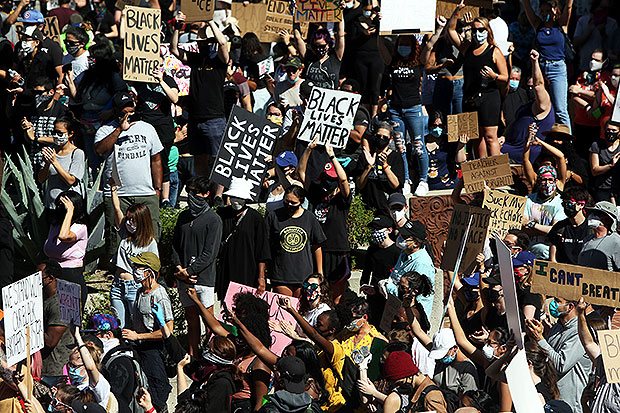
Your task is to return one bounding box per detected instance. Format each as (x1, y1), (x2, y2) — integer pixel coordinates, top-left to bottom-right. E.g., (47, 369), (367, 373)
(62, 25), (90, 88)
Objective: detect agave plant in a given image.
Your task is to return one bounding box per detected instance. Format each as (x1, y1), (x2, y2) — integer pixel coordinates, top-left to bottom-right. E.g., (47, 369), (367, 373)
(1, 147), (105, 277)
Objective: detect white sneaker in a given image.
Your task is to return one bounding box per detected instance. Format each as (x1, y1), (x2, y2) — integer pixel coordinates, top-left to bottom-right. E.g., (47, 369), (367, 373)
(403, 180), (412, 195)
(414, 181), (429, 197)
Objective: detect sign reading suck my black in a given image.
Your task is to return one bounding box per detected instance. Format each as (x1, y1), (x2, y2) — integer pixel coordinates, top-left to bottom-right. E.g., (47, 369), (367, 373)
(210, 106), (281, 200)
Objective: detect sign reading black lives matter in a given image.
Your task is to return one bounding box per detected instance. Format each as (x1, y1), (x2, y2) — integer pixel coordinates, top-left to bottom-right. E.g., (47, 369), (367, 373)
(211, 106), (281, 200)
(298, 86), (361, 148)
(123, 6), (161, 83)
(2, 272), (44, 366)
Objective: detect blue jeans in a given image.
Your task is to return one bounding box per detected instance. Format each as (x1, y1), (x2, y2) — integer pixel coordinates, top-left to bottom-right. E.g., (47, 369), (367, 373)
(110, 277), (140, 328)
(433, 77), (464, 115)
(168, 170), (179, 207)
(539, 59), (571, 132)
(388, 104), (429, 182)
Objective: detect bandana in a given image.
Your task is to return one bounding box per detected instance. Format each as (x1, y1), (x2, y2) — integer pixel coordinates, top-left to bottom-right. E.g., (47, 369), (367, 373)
(537, 165), (557, 180)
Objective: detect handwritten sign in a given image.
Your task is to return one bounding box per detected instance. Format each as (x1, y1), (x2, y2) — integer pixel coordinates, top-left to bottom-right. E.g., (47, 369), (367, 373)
(210, 106), (280, 200)
(16, 16), (61, 45)
(380, 294), (402, 333)
(265, 0), (309, 41)
(461, 154), (513, 193)
(599, 329), (620, 383)
(2, 272), (44, 366)
(123, 7), (161, 83)
(380, 0), (436, 34)
(436, 0), (479, 19)
(447, 112), (479, 143)
(57, 280), (81, 325)
(295, 0), (342, 23)
(297, 86), (361, 148)
(160, 44), (191, 96)
(258, 56), (275, 77)
(532, 260), (620, 307)
(182, 0), (215, 22)
(482, 190), (526, 239)
(440, 204), (491, 273)
(221, 282), (300, 356)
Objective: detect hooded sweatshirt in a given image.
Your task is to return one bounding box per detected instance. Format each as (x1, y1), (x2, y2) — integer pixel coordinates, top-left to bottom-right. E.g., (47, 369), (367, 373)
(259, 390), (312, 413)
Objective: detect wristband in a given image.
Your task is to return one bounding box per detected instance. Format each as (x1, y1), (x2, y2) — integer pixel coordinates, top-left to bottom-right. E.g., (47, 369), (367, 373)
(146, 407), (156, 413)
(154, 187), (163, 192)
(329, 155), (335, 160)
(78, 344), (88, 350)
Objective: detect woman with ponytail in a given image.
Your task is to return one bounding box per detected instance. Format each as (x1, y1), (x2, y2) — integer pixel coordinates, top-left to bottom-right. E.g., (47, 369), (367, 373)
(525, 341), (561, 403)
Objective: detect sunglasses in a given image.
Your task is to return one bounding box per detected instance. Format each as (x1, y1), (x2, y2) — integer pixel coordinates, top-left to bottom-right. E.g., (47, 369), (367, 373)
(65, 40), (81, 46)
(375, 134), (390, 140)
(472, 27), (487, 33)
(303, 282), (320, 291)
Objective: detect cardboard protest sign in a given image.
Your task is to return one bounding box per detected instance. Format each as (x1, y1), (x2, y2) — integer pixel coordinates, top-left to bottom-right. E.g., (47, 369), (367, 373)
(221, 282), (300, 356)
(115, 0), (141, 10)
(505, 350), (545, 413)
(494, 234), (524, 349)
(182, 0), (215, 22)
(2, 272), (44, 366)
(295, 0), (342, 23)
(440, 204), (491, 273)
(436, 0), (479, 19)
(160, 44), (191, 96)
(231, 2), (267, 39)
(380, 0), (436, 35)
(264, 0), (309, 42)
(210, 106), (280, 200)
(380, 294), (402, 333)
(16, 17), (61, 45)
(461, 154), (513, 193)
(532, 260), (620, 308)
(599, 329), (620, 383)
(297, 86), (361, 148)
(57, 280), (81, 325)
(482, 190), (526, 239)
(447, 112), (479, 143)
(122, 7), (161, 83)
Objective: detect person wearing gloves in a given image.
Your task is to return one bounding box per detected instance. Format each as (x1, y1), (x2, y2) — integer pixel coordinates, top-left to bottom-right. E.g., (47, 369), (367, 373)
(216, 177), (271, 299)
(172, 175), (222, 356)
(578, 201), (620, 271)
(378, 219), (435, 319)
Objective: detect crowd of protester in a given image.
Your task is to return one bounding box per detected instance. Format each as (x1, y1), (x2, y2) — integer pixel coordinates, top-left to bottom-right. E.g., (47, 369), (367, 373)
(1, 0), (620, 412)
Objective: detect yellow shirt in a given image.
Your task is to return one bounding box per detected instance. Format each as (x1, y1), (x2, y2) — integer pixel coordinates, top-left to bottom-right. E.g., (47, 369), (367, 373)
(319, 340), (347, 412)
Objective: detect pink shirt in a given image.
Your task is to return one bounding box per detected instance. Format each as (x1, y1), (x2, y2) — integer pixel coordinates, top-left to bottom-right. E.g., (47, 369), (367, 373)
(44, 223), (88, 268)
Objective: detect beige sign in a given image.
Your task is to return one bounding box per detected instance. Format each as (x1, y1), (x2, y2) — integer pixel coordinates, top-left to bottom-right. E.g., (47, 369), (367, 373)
(116, 0), (141, 10)
(123, 7), (161, 83)
(16, 17), (61, 45)
(531, 260), (620, 308)
(462, 153), (513, 193)
(264, 0), (308, 42)
(182, 0), (216, 22)
(482, 190), (526, 239)
(441, 204), (491, 273)
(599, 330), (620, 383)
(447, 112), (479, 143)
(436, 0), (479, 19)
(295, 0), (342, 23)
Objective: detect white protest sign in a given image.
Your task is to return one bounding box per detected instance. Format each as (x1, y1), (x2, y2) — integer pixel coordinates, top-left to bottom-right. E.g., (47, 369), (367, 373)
(505, 349), (545, 413)
(2, 272), (44, 366)
(57, 280), (81, 325)
(258, 56), (274, 77)
(494, 233), (524, 349)
(612, 86), (620, 123)
(380, 0), (436, 34)
(297, 86), (361, 148)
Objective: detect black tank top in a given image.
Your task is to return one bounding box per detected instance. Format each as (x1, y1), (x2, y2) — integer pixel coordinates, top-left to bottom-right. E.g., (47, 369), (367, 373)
(463, 44), (499, 99)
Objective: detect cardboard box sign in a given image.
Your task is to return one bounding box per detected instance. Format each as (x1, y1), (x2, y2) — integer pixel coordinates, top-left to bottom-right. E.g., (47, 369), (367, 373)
(122, 7), (162, 83)
(461, 153), (513, 193)
(182, 0), (216, 22)
(295, 0), (342, 23)
(532, 260), (620, 308)
(599, 329), (620, 384)
(15, 17), (61, 45)
(440, 204), (491, 273)
(210, 106), (281, 200)
(447, 112), (479, 143)
(482, 189), (526, 239)
(297, 86), (362, 148)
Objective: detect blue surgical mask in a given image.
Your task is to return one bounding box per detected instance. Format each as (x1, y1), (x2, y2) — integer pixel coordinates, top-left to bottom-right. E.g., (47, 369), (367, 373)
(441, 353), (456, 364)
(509, 80), (520, 90)
(68, 365), (86, 384)
(363, 10), (372, 17)
(549, 299), (569, 318)
(431, 127), (443, 137)
(397, 46), (411, 57)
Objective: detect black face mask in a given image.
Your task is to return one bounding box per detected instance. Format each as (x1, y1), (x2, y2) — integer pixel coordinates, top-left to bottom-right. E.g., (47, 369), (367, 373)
(370, 135), (389, 153)
(463, 287), (480, 302)
(562, 200), (580, 218)
(320, 179), (338, 193)
(285, 203), (299, 215)
(606, 130), (619, 143)
(485, 289), (501, 303)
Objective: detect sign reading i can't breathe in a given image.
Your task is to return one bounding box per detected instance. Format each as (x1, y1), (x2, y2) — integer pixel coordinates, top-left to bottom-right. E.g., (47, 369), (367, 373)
(297, 86), (361, 148)
(210, 106), (281, 200)
(2, 272), (44, 367)
(123, 6), (161, 83)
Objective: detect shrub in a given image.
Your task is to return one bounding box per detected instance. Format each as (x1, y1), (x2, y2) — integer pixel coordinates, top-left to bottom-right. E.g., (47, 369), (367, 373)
(347, 194), (374, 250)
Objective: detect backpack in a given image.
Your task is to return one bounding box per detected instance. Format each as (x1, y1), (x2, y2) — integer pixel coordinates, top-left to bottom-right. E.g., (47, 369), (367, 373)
(413, 384), (460, 413)
(101, 344), (150, 413)
(329, 354), (361, 409)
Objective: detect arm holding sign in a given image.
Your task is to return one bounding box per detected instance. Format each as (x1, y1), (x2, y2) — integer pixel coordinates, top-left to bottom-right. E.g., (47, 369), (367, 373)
(334, 20), (345, 61)
(279, 297), (334, 357)
(73, 326), (101, 386)
(298, 138), (316, 189)
(209, 20), (229, 64)
(576, 298), (600, 362)
(170, 12), (188, 63)
(326, 143), (350, 198)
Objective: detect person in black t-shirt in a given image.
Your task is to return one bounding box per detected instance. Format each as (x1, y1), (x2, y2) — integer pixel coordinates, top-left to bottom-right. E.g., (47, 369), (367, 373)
(15, 25), (63, 89)
(297, 22), (345, 90)
(299, 141), (351, 304)
(511, 251), (543, 324)
(548, 186), (594, 265)
(356, 121), (405, 214)
(171, 16), (229, 201)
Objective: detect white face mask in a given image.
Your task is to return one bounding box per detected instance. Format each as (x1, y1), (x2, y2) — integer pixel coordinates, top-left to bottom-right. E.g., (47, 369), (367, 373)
(589, 59), (604, 72)
(474, 31), (488, 44)
(20, 40), (34, 54)
(53, 133), (69, 147)
(345, 0), (355, 8)
(482, 343), (497, 360)
(133, 267), (151, 283)
(612, 75), (619, 88)
(390, 208), (407, 223)
(125, 219), (137, 234)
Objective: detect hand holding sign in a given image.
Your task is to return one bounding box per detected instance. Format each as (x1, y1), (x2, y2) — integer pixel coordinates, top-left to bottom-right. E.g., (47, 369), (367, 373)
(525, 319), (544, 342)
(278, 296), (294, 312)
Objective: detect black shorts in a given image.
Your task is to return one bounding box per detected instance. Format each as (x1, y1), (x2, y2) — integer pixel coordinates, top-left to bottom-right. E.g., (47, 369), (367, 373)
(464, 88), (501, 127)
(323, 251), (351, 284)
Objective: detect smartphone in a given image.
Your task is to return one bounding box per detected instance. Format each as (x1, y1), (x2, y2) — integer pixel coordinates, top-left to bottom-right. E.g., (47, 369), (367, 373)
(127, 113), (141, 123)
(62, 63), (72, 73)
(222, 302), (231, 318)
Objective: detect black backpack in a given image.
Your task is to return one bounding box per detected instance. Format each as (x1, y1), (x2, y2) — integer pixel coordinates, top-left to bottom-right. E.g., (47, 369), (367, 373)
(414, 384), (460, 413)
(101, 343), (149, 413)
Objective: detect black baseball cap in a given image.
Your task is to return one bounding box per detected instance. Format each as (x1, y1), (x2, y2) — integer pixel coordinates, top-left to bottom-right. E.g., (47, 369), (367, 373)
(276, 356), (306, 394)
(482, 266), (501, 285)
(112, 91), (134, 109)
(398, 220), (427, 240)
(388, 193), (407, 208)
(369, 215), (393, 229)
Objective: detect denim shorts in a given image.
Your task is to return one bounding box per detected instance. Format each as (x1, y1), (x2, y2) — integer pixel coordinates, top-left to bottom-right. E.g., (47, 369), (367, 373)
(188, 117), (226, 156)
